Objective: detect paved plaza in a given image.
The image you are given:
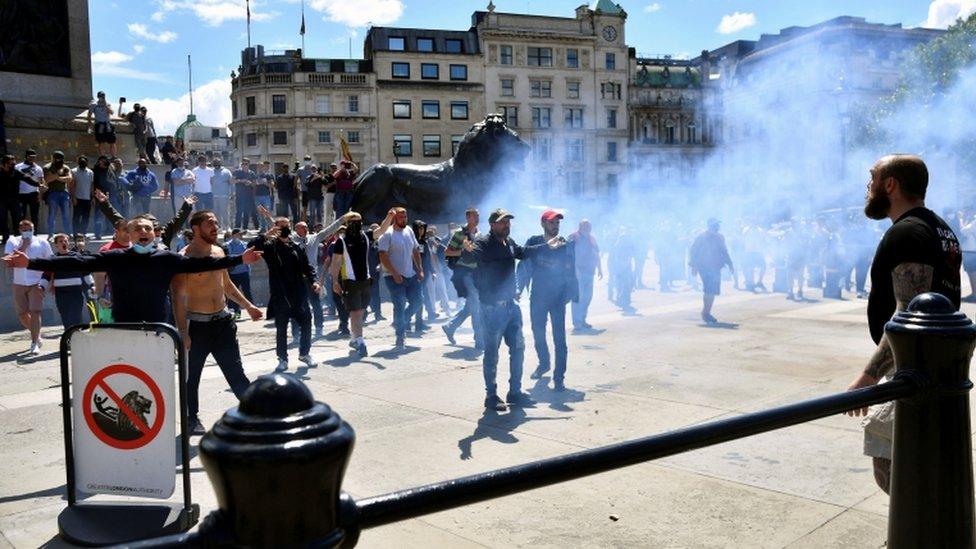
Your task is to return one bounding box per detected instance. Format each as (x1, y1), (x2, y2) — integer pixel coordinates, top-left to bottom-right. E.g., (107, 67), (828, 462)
(1, 271), (974, 548)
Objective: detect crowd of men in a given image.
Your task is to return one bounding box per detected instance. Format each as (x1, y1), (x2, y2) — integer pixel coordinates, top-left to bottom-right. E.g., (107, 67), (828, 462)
(2, 144), (971, 506)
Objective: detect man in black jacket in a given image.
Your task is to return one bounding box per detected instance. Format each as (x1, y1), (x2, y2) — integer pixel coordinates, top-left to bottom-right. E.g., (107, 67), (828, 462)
(249, 216), (321, 371)
(3, 217), (262, 323)
(0, 154), (27, 244)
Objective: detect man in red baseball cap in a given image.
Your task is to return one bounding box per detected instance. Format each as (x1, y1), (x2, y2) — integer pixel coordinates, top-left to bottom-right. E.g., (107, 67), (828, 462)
(516, 209), (578, 392)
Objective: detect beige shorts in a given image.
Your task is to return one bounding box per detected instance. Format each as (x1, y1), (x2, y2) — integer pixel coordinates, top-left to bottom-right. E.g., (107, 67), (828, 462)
(13, 284), (44, 314)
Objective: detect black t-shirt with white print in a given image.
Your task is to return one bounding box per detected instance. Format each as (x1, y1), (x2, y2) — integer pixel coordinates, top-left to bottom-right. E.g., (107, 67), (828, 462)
(867, 207), (961, 344)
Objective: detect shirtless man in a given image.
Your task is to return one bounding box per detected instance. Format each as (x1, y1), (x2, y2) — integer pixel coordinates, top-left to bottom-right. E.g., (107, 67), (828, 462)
(172, 210), (264, 435)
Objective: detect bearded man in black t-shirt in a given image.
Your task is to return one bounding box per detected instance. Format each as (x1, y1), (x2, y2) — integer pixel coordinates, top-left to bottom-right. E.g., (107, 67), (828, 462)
(845, 154), (962, 494)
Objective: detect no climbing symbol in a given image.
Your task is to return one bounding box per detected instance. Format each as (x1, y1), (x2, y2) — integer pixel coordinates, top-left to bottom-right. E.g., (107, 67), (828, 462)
(82, 364), (165, 450)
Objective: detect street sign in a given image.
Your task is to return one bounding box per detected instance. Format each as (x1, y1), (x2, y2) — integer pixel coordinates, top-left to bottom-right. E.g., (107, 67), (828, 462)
(58, 324), (197, 546)
(70, 329), (177, 498)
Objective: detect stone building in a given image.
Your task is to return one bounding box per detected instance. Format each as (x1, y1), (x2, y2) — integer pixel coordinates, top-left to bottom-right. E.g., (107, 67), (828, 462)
(364, 27), (485, 166)
(228, 46), (378, 169)
(226, 10), (946, 200)
(702, 17), (943, 191)
(474, 0), (630, 198)
(626, 53), (716, 189)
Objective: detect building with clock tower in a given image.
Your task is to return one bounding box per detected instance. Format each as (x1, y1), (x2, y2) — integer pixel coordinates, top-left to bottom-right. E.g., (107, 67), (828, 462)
(472, 0), (629, 199)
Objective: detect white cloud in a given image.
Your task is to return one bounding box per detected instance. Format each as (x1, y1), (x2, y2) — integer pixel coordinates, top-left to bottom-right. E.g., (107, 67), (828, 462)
(91, 51), (167, 82)
(128, 23), (178, 43)
(923, 0), (976, 28)
(717, 12), (757, 34)
(309, 0), (404, 27)
(92, 51), (133, 64)
(644, 3), (662, 13)
(150, 11), (166, 22)
(138, 78), (233, 135)
(152, 0), (276, 27)
(92, 64), (169, 83)
(133, 44), (145, 54)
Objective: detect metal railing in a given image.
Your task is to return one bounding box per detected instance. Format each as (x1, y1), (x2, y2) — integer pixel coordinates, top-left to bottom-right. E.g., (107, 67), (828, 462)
(129, 293), (976, 548)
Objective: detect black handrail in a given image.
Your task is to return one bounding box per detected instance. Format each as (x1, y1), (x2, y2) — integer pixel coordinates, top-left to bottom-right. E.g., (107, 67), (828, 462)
(351, 377), (916, 528)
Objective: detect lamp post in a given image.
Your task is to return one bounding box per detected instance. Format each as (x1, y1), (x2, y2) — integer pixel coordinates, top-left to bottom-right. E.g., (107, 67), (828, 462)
(832, 84), (852, 184)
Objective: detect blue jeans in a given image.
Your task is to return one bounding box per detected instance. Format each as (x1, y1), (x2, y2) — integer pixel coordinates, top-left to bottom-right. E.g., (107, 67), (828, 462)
(196, 192), (214, 211)
(571, 266), (596, 327)
(384, 275), (422, 339)
(308, 198), (324, 226)
(446, 269), (483, 347)
(46, 191), (71, 235)
(530, 289), (568, 383)
(333, 190), (353, 217)
(480, 299), (525, 396)
(131, 195), (152, 216)
(255, 195), (273, 230)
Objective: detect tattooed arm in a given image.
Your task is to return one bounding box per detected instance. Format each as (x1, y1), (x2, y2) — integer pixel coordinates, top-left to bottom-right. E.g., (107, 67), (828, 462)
(846, 262), (934, 416)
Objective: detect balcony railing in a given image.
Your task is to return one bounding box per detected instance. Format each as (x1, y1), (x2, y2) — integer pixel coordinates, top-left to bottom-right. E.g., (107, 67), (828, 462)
(233, 72), (372, 90)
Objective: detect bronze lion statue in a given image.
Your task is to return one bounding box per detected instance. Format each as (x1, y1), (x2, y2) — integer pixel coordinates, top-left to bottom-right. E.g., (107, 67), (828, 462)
(351, 114), (530, 222)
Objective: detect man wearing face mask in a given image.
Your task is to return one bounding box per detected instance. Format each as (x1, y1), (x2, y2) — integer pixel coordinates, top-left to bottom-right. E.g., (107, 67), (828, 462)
(3, 218), (263, 324)
(15, 149), (44, 225)
(0, 154), (29, 244)
(43, 151), (73, 236)
(844, 154), (961, 495)
(46, 233), (94, 329)
(329, 212), (373, 357)
(125, 157), (159, 214)
(4, 220), (52, 355)
(248, 217), (322, 370)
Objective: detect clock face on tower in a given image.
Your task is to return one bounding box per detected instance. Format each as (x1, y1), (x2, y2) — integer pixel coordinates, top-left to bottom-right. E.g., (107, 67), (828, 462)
(602, 25), (617, 42)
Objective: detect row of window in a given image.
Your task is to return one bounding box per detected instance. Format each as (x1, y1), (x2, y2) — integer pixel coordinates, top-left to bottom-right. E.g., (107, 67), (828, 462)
(243, 130), (362, 148)
(498, 45), (617, 70)
(391, 62), (467, 80)
(498, 106), (618, 129)
(388, 36), (465, 54)
(238, 94), (362, 117)
(530, 171), (620, 197)
(392, 100), (469, 120)
(530, 138), (619, 163)
(393, 134), (465, 157)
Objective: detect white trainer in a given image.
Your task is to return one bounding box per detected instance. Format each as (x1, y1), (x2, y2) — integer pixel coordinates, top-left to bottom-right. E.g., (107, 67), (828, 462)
(276, 359), (288, 372)
(298, 354), (317, 367)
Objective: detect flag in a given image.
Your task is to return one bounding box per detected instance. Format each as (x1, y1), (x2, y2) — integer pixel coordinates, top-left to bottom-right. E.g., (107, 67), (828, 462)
(339, 136), (353, 163)
(300, 11), (305, 36)
(246, 0), (250, 23)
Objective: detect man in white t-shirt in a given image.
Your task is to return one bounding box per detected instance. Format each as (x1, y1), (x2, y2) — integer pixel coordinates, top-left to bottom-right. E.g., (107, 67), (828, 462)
(377, 207), (424, 349)
(14, 149), (44, 225)
(4, 220), (53, 354)
(191, 155), (214, 211)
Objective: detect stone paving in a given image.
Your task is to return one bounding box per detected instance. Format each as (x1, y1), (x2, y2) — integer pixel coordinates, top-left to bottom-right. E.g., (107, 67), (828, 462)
(1, 271), (974, 548)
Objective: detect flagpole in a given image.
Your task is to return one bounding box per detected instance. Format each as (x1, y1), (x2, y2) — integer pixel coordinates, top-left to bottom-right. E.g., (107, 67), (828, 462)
(188, 54), (194, 115)
(301, 0), (306, 53)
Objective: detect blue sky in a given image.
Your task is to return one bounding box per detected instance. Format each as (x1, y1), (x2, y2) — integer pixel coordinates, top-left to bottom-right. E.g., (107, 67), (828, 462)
(89, 0), (973, 134)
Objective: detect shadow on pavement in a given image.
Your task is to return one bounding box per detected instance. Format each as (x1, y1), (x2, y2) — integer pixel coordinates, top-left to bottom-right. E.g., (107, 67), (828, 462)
(699, 321), (739, 330)
(0, 484), (66, 504)
(325, 352), (385, 370)
(529, 378), (586, 412)
(442, 347), (482, 362)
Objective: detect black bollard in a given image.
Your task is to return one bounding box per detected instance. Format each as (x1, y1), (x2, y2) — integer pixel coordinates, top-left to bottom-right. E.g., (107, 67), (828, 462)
(886, 293), (976, 549)
(198, 373), (357, 547)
